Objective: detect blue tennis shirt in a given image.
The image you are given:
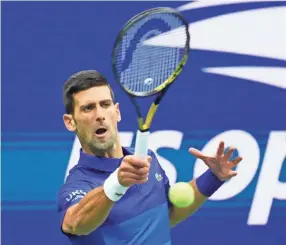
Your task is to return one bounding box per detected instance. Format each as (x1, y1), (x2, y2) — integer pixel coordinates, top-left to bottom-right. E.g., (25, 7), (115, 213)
(57, 147), (172, 245)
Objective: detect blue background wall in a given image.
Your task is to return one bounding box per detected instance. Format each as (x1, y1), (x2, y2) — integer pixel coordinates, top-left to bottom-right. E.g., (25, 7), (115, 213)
(2, 1), (286, 245)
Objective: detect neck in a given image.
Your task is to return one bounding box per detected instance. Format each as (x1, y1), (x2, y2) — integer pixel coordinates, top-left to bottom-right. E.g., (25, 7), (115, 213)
(82, 140), (124, 159)
(102, 143), (124, 158)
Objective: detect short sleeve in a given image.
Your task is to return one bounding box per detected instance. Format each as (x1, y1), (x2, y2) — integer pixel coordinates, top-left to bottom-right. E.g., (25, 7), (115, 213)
(57, 181), (93, 232)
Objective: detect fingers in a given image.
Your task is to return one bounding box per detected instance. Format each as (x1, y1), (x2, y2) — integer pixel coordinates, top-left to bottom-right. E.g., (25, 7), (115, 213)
(223, 146), (235, 161)
(189, 148), (207, 160)
(216, 141), (225, 157)
(118, 172), (149, 181)
(124, 178), (148, 185)
(229, 156), (243, 168)
(229, 170), (238, 178)
(219, 170), (238, 181)
(124, 155), (151, 168)
(121, 165), (149, 176)
(118, 155), (152, 186)
(189, 142), (225, 160)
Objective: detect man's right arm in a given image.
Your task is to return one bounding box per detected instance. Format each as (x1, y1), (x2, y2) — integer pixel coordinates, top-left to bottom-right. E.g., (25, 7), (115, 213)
(61, 155), (151, 236)
(62, 186), (114, 236)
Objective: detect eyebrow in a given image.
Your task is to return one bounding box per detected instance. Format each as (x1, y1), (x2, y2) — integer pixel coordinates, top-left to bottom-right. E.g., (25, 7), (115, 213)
(79, 99), (112, 108)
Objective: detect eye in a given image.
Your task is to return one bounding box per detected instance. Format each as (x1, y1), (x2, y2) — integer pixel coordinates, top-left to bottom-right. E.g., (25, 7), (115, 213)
(101, 101), (111, 108)
(83, 104), (95, 112)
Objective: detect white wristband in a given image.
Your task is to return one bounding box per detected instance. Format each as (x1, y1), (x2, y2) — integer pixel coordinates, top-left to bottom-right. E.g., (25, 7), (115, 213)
(103, 168), (129, 202)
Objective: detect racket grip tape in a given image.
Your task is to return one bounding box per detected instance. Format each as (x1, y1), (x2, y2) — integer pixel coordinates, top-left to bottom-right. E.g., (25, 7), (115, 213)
(134, 130), (150, 159)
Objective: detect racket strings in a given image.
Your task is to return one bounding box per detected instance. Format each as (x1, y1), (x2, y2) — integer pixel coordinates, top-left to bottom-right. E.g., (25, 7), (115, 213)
(115, 12), (187, 95)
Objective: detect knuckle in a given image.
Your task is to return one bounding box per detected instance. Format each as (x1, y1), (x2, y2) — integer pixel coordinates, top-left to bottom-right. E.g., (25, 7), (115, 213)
(124, 155), (133, 163)
(140, 174), (147, 179)
(118, 171), (124, 179)
(124, 155), (131, 160)
(143, 174), (149, 179)
(121, 156), (128, 163)
(120, 161), (128, 168)
(119, 164), (126, 172)
(139, 168), (145, 175)
(141, 167), (149, 175)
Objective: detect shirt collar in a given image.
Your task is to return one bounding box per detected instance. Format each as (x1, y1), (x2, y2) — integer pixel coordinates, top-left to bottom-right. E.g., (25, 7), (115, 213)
(78, 147), (133, 173)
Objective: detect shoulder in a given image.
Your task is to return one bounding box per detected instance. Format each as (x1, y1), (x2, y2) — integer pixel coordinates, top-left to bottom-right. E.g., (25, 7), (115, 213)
(64, 165), (90, 184)
(58, 165), (94, 194)
(57, 166), (95, 210)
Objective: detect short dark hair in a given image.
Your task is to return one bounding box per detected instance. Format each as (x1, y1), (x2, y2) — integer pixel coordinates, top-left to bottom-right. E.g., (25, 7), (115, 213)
(63, 70), (115, 114)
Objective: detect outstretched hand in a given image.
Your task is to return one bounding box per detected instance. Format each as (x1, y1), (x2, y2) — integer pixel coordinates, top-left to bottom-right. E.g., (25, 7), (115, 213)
(189, 141), (243, 181)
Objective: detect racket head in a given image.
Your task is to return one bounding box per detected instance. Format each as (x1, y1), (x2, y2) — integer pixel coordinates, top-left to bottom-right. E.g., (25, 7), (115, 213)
(112, 7), (190, 97)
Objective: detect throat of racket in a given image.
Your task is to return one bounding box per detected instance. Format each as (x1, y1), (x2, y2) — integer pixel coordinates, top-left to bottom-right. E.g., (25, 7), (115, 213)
(134, 102), (158, 159)
(138, 102), (159, 132)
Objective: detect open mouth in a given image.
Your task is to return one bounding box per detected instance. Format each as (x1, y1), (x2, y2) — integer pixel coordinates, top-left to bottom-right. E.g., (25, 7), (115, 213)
(95, 128), (107, 136)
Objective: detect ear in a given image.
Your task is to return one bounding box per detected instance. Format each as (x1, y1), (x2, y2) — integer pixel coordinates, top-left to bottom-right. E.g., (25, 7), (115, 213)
(63, 114), (76, 132)
(115, 103), (121, 123)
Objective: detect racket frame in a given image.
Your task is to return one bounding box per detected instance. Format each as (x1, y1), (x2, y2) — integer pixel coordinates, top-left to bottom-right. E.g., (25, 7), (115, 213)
(112, 7), (190, 157)
(112, 7), (190, 98)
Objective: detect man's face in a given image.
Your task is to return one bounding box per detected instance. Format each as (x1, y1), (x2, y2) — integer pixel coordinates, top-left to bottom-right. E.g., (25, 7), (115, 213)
(67, 86), (121, 154)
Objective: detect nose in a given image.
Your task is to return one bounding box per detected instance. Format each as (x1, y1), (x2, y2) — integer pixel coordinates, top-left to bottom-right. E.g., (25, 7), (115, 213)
(95, 107), (105, 122)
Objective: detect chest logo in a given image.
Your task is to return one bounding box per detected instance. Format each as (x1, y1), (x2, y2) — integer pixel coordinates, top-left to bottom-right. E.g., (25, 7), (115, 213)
(155, 173), (163, 182)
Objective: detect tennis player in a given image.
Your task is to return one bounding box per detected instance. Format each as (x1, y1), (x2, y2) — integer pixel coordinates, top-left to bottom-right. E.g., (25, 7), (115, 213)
(57, 70), (243, 245)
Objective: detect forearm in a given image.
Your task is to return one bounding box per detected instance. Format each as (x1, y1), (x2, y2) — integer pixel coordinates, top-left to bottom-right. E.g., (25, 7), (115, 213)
(64, 186), (114, 235)
(169, 169), (224, 227)
(169, 180), (207, 227)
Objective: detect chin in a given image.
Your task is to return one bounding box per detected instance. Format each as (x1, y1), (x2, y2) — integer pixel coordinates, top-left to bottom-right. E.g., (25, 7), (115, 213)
(92, 140), (115, 152)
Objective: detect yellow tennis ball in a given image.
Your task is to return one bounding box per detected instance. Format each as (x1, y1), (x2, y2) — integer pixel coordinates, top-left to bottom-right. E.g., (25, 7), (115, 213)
(168, 182), (195, 208)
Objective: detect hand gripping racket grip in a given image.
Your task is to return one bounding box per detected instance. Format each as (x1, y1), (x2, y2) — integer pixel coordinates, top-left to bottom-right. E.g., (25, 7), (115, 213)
(134, 130), (150, 159)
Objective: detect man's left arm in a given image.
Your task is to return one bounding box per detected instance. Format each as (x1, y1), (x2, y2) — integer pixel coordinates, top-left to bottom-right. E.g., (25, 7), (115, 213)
(169, 179), (207, 227)
(169, 141), (243, 227)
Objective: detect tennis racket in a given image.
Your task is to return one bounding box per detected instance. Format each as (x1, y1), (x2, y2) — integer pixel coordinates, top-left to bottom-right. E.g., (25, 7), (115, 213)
(112, 7), (190, 159)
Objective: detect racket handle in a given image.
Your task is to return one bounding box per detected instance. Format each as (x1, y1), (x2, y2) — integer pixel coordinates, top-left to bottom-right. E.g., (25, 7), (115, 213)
(134, 130), (150, 159)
